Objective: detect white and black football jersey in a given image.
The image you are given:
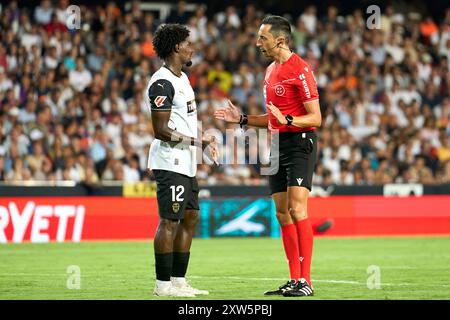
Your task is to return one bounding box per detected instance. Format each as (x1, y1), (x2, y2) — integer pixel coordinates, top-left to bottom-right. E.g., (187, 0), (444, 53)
(145, 66), (198, 177)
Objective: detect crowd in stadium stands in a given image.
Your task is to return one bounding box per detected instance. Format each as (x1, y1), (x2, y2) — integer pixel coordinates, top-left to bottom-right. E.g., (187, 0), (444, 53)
(0, 0), (449, 186)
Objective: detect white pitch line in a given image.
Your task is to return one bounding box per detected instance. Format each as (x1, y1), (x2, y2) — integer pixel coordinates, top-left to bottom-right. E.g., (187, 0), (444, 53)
(189, 276), (361, 285)
(189, 276), (450, 288)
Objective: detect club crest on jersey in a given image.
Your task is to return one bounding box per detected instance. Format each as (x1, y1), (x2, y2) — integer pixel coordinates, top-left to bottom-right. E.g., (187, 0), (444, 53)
(274, 85), (285, 96)
(172, 202), (180, 213)
(154, 96), (167, 108)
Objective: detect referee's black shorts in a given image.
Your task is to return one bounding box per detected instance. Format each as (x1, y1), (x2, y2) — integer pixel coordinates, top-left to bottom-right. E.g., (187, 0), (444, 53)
(268, 130), (318, 194)
(152, 169), (200, 220)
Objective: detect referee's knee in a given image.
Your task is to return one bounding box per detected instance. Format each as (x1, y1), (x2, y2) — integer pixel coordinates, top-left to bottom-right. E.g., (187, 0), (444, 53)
(276, 211), (292, 225)
(288, 207), (308, 221)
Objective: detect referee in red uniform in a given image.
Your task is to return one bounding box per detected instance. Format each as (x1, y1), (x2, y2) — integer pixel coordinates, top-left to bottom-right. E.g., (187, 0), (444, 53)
(215, 15), (321, 297)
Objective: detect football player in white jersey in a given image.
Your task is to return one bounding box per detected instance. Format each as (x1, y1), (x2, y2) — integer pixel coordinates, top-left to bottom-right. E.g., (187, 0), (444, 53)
(146, 24), (217, 297)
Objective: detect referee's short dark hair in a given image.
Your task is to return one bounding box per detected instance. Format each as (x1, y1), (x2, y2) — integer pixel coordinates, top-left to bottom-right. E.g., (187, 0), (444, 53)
(152, 23), (190, 60)
(261, 15), (292, 40)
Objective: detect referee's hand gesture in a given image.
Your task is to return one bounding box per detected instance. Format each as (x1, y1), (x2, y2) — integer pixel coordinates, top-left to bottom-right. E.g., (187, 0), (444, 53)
(267, 102), (287, 125)
(214, 99), (241, 124)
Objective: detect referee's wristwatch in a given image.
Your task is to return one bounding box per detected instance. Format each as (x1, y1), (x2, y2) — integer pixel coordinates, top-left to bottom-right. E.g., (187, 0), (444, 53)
(285, 114), (293, 126)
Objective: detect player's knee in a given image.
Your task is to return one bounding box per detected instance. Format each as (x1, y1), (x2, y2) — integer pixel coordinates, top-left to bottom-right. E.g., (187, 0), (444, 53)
(288, 207), (308, 221)
(183, 210), (199, 229)
(159, 219), (179, 234)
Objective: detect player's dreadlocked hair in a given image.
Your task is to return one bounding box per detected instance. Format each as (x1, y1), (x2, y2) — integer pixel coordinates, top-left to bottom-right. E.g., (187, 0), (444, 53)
(152, 24), (190, 60)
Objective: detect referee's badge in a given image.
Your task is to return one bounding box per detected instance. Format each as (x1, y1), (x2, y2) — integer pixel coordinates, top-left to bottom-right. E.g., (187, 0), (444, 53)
(275, 85), (285, 96)
(172, 202), (180, 213)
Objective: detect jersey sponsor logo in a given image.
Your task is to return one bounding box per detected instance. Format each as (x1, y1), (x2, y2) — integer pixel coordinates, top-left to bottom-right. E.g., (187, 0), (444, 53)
(274, 85), (285, 96)
(154, 96), (167, 108)
(299, 74), (311, 99)
(187, 100), (197, 114)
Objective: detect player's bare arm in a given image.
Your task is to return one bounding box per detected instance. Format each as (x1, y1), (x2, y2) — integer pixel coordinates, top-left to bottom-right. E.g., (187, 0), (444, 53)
(214, 99), (268, 128)
(152, 109), (216, 150)
(267, 100), (322, 128)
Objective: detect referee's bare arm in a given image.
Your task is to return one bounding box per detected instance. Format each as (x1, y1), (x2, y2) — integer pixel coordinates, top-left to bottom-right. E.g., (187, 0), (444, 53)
(214, 99), (268, 128)
(291, 100), (322, 128)
(267, 100), (322, 128)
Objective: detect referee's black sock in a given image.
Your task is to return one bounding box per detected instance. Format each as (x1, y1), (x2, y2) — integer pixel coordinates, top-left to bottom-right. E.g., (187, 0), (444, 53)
(172, 252), (190, 277)
(155, 253), (173, 281)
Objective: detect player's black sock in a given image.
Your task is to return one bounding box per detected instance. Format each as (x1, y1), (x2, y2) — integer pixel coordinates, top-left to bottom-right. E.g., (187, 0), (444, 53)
(172, 252), (190, 277)
(155, 253), (173, 281)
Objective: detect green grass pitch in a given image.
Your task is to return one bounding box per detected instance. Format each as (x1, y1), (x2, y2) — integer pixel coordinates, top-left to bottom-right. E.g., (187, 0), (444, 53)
(1, 237), (450, 300)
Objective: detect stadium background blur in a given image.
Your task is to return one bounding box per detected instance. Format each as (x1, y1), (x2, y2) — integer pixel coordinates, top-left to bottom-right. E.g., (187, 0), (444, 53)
(0, 0), (449, 187)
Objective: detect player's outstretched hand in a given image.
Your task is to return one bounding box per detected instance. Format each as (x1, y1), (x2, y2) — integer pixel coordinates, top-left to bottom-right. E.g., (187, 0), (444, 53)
(267, 102), (287, 125)
(214, 99), (241, 124)
(209, 137), (219, 166)
(204, 135), (219, 166)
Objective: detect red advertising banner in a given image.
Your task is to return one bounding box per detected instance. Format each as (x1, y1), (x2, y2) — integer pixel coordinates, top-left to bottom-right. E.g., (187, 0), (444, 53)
(0, 197), (159, 243)
(309, 195), (450, 236)
(0, 196), (449, 243)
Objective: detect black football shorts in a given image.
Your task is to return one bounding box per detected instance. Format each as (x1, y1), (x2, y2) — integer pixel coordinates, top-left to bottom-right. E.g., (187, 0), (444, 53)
(152, 169), (199, 220)
(268, 130), (318, 194)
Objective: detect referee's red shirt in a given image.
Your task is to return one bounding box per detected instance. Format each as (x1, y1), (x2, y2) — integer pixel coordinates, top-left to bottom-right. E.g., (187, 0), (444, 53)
(264, 53), (319, 133)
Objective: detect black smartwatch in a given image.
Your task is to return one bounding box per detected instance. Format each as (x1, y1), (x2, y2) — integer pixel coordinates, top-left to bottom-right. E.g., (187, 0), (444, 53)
(239, 114), (248, 128)
(285, 114), (293, 126)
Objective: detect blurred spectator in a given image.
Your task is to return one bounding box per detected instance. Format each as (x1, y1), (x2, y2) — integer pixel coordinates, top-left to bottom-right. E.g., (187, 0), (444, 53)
(44, 13), (67, 35)
(0, 156), (5, 181)
(123, 157), (140, 182)
(26, 141), (47, 173)
(300, 5), (317, 34)
(166, 1), (190, 24)
(69, 57), (92, 92)
(34, 0), (53, 25)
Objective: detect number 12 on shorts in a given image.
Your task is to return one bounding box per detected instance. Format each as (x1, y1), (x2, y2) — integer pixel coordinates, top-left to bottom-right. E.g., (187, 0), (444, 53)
(170, 185), (185, 201)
